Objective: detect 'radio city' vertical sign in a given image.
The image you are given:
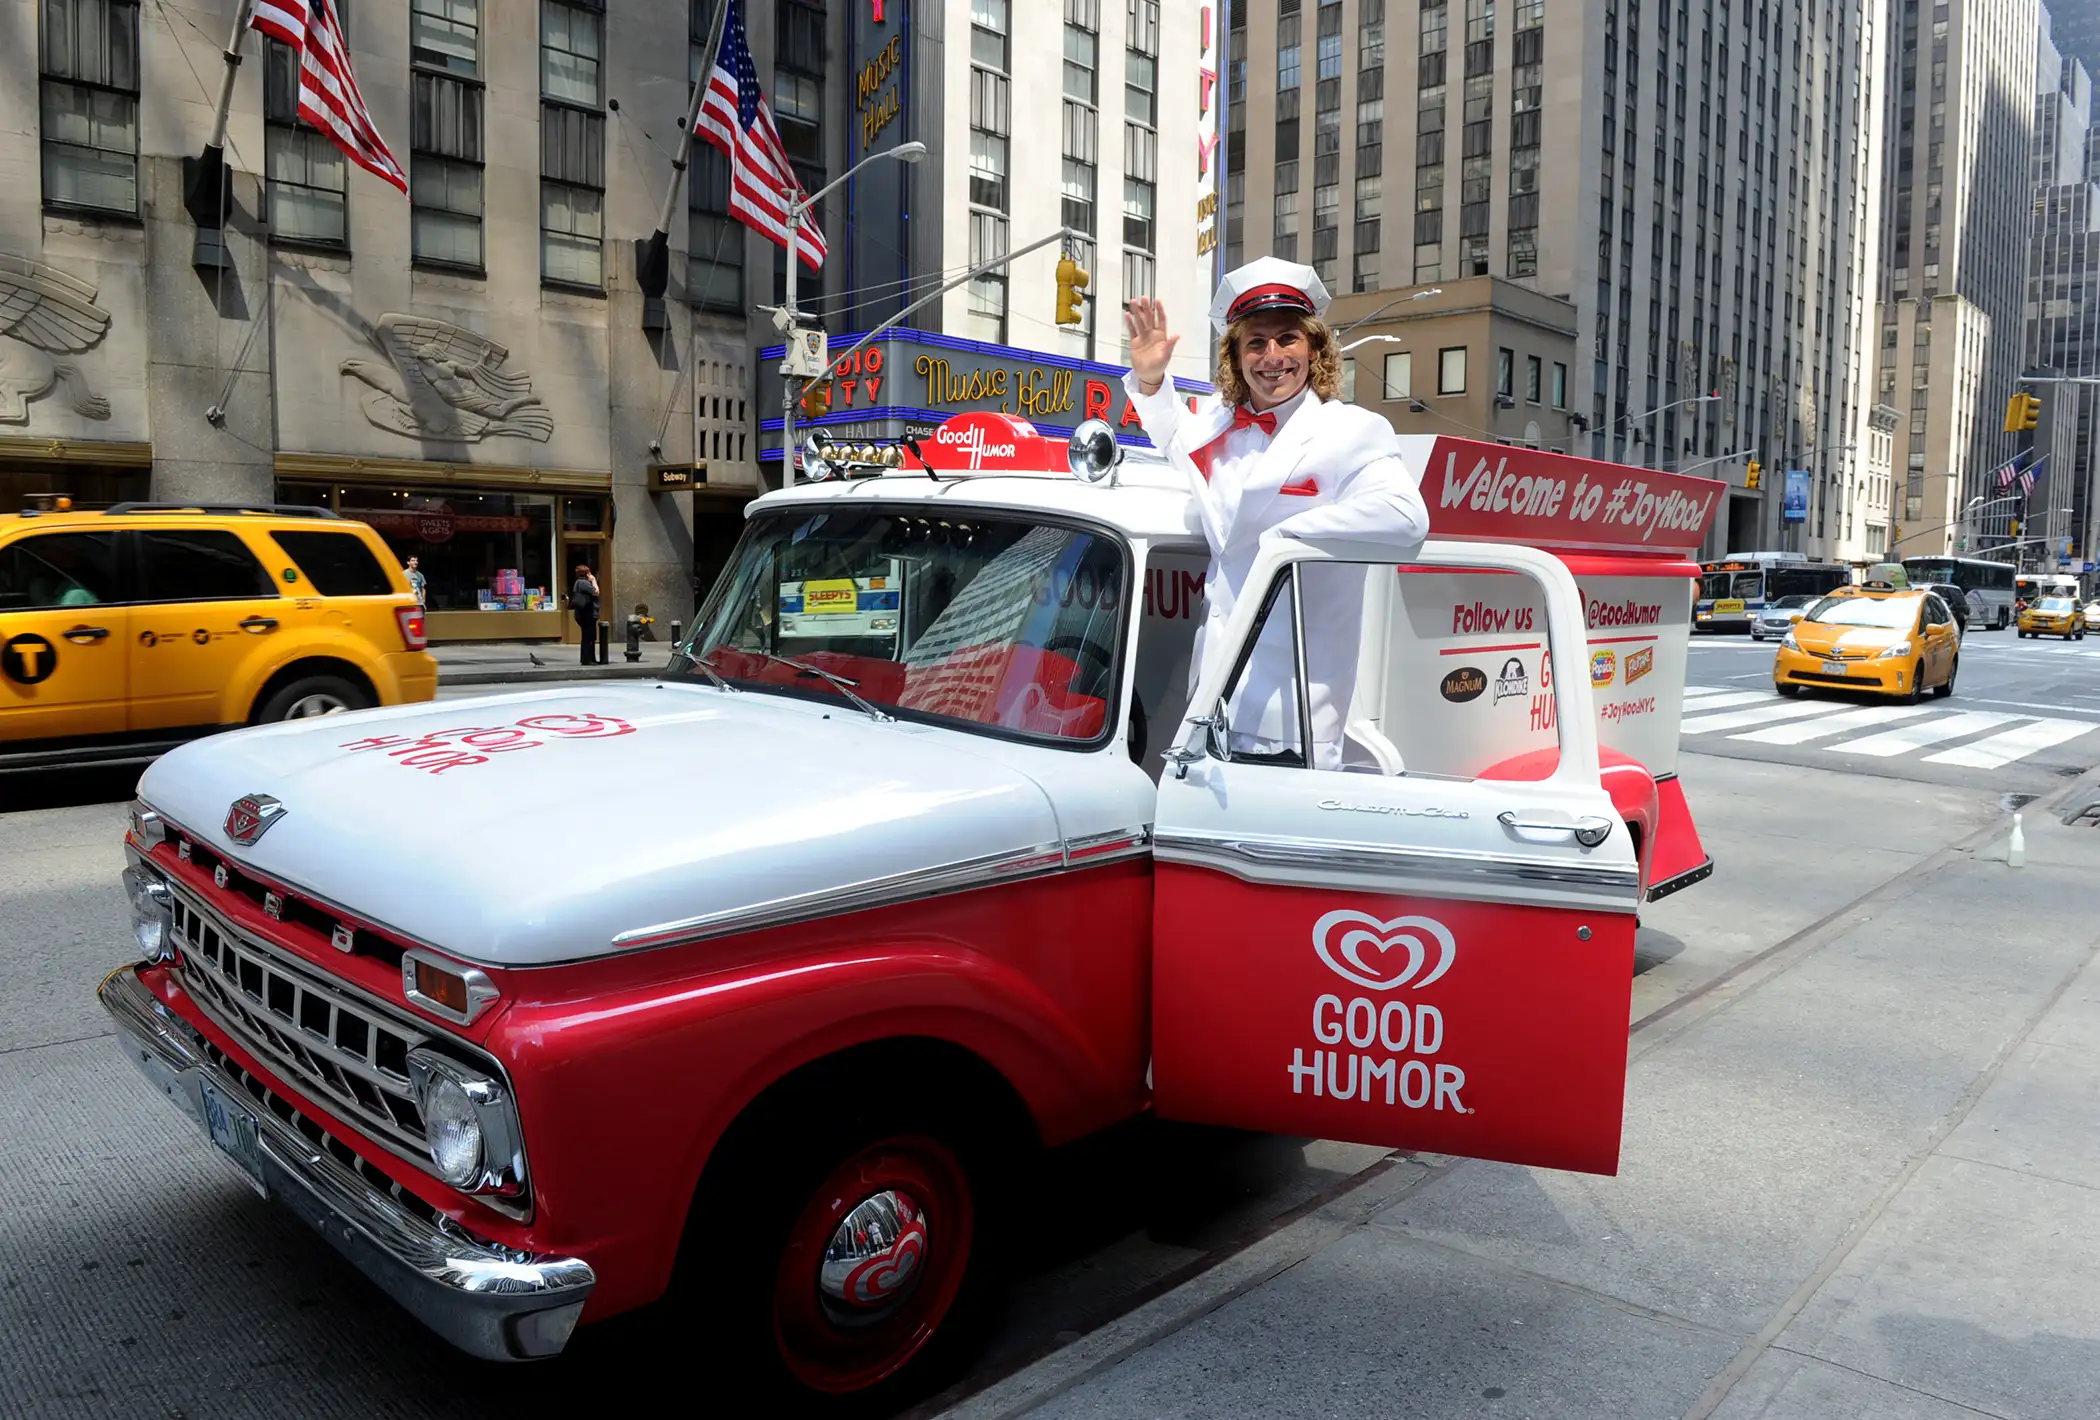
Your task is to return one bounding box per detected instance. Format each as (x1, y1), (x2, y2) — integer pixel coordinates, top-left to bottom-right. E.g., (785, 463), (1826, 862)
(848, 0), (912, 331)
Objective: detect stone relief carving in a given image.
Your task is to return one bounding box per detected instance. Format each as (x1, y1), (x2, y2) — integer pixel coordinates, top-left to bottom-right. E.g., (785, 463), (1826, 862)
(339, 313), (554, 443)
(0, 254), (113, 424)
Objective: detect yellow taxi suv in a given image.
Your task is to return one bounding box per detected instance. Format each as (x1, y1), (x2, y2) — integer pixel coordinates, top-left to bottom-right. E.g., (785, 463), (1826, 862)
(1, 499), (436, 771)
(2018, 596), (2085, 641)
(1773, 587), (1959, 703)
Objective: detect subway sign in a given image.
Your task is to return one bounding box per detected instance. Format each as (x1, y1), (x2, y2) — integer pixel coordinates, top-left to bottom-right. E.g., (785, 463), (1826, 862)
(759, 329), (1211, 461)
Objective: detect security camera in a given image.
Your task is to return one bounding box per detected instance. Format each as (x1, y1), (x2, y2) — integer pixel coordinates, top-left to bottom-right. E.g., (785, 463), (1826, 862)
(647, 440), (663, 456)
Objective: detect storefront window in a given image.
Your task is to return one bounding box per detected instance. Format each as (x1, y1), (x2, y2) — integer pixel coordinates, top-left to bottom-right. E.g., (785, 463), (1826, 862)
(337, 489), (556, 612)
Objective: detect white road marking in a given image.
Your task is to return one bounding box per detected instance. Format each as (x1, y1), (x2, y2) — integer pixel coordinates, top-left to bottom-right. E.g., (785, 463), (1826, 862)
(1682, 699), (1849, 734)
(1923, 718), (2098, 768)
(1674, 689), (1783, 715)
(1958, 696), (2100, 720)
(1829, 711), (2021, 758)
(1730, 704), (1934, 744)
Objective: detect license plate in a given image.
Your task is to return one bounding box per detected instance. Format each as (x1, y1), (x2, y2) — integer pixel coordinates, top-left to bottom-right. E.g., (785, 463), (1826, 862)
(200, 1079), (269, 1198)
(1820, 660), (1848, 677)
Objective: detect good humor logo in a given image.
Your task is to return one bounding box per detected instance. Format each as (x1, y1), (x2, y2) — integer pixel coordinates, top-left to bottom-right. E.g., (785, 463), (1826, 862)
(1292, 910), (1471, 1114)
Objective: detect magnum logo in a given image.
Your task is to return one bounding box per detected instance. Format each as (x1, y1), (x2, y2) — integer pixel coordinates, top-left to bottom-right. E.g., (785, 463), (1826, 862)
(1440, 666), (1487, 703)
(1625, 646), (1654, 684)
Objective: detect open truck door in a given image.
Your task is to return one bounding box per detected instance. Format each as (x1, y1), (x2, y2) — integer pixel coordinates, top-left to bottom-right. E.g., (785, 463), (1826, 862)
(1150, 538), (1644, 1176)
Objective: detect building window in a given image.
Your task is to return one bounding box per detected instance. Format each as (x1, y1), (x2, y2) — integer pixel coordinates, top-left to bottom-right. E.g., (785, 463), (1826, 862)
(1062, 159), (1097, 236)
(1124, 179), (1155, 253)
(1551, 362), (1566, 408)
(264, 39), (347, 246)
(1382, 350), (1411, 399)
(40, 0), (141, 215)
(412, 70), (486, 270)
(1126, 51), (1157, 127)
(968, 211), (1007, 342)
(540, 1), (605, 288)
(1064, 25), (1098, 105)
(971, 131), (1008, 212)
(1352, 250), (1379, 293)
(1278, 13), (1301, 91)
(412, 0), (480, 75)
(1496, 348), (1514, 399)
(1438, 346), (1466, 395)
(688, 144), (743, 313)
(972, 0), (1009, 71)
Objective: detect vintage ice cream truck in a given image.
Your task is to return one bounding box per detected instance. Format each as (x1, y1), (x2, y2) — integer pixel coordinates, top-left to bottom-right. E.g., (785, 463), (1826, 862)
(101, 411), (1719, 1405)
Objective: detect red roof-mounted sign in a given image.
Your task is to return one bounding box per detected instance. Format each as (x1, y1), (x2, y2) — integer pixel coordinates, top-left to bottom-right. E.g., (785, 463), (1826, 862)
(922, 412), (1067, 473)
(1405, 437), (1725, 558)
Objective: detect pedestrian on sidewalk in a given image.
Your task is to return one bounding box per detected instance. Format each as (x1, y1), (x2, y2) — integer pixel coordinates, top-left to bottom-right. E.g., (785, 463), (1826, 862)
(403, 556), (427, 609)
(1121, 257), (1429, 769)
(571, 563), (601, 665)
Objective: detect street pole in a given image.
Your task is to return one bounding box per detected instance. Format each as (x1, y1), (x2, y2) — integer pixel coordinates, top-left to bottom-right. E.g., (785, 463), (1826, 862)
(182, 0), (254, 241)
(783, 208), (802, 485)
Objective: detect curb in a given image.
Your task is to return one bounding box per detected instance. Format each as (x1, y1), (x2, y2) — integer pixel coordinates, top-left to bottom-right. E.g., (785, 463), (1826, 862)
(438, 665), (672, 686)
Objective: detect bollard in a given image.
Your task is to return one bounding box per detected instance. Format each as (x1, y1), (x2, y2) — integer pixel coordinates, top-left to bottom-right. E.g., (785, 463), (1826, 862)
(2008, 812), (2026, 868)
(597, 620), (611, 665)
(670, 620), (682, 646)
(624, 614), (643, 662)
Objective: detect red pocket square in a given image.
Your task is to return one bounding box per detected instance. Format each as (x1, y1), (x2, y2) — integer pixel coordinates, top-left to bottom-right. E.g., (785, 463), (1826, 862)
(1279, 476), (1321, 496)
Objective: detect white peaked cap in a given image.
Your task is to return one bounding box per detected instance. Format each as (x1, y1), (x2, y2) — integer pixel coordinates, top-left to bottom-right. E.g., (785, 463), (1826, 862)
(1208, 256), (1332, 334)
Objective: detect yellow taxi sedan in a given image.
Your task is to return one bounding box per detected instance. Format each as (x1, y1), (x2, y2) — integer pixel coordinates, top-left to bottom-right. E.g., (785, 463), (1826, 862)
(2018, 596), (2085, 640)
(1774, 588), (1959, 703)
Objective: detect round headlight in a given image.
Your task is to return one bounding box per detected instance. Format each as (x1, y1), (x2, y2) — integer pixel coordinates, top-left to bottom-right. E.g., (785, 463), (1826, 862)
(420, 1070), (484, 1187)
(122, 865), (174, 963)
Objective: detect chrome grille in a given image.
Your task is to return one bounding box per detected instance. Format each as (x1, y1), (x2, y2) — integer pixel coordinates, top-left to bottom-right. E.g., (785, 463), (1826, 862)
(169, 888), (431, 1165)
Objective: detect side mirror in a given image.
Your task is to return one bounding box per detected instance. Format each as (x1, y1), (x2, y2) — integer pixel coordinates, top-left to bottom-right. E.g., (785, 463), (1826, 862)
(1162, 700), (1229, 779)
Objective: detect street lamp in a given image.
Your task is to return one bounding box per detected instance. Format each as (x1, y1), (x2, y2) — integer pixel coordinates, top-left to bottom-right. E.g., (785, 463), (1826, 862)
(1340, 334), (1404, 354)
(1335, 287), (1442, 336)
(781, 141), (928, 484)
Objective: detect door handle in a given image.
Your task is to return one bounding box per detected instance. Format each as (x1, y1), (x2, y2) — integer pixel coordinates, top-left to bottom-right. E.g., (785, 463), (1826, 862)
(1497, 811), (1615, 848)
(61, 625), (109, 643)
(239, 616), (280, 633)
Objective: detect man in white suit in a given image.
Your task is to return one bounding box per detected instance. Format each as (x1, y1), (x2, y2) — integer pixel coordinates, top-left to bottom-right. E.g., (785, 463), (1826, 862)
(1123, 258), (1429, 770)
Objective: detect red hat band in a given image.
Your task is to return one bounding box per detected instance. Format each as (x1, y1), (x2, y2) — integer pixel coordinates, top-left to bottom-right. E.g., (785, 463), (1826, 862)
(1226, 282), (1317, 323)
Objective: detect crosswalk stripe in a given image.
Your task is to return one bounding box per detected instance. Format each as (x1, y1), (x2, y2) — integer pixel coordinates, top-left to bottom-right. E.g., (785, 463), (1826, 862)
(1674, 689), (1782, 714)
(1829, 710), (2020, 757)
(1683, 685), (1734, 698)
(1923, 718), (2098, 768)
(1682, 699), (1848, 734)
(1730, 703), (1934, 745)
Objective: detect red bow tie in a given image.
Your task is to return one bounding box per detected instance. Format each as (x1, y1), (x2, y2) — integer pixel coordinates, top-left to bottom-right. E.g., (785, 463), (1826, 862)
(1232, 405), (1278, 436)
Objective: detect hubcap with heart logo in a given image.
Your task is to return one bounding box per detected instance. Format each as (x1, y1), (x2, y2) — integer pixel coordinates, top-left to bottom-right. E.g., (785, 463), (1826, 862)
(821, 1190), (929, 1323)
(1311, 909), (1457, 991)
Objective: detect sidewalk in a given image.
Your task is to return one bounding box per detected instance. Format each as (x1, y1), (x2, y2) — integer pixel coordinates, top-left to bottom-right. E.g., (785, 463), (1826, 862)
(940, 779), (2100, 1420)
(431, 639), (680, 686)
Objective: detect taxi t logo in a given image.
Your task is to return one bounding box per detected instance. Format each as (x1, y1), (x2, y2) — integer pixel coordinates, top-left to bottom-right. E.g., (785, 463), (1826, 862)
(224, 793), (286, 846)
(1312, 910), (1456, 992)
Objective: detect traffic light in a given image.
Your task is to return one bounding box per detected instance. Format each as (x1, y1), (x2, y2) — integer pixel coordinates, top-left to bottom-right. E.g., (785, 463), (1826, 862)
(1745, 459), (1762, 490)
(2010, 518), (2022, 538)
(800, 380), (832, 419)
(2004, 392), (2042, 432)
(1055, 256), (1090, 325)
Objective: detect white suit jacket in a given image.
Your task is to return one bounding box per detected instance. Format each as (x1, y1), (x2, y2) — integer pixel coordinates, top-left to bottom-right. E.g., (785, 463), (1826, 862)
(1123, 373), (1430, 766)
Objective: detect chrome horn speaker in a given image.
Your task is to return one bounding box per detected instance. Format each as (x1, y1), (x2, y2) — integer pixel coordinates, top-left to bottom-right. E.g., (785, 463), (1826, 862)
(802, 431), (835, 481)
(1067, 419), (1124, 485)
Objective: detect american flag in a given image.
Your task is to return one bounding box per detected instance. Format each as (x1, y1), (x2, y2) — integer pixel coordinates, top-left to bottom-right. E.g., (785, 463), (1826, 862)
(2020, 458), (2043, 499)
(251, 0), (407, 194)
(699, 0), (826, 269)
(1996, 459), (2017, 491)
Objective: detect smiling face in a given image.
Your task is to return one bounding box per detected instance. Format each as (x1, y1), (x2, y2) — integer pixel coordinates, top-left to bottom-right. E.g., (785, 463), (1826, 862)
(1231, 312), (1315, 410)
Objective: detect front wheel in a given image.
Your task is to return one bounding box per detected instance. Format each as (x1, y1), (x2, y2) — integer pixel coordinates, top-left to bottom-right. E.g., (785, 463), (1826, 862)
(253, 674), (371, 722)
(1904, 661), (1926, 705)
(1775, 681), (1802, 698)
(1934, 655), (1956, 699)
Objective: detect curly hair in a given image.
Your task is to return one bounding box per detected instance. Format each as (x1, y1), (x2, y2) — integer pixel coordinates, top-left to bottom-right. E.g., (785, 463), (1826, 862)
(1213, 315), (1344, 407)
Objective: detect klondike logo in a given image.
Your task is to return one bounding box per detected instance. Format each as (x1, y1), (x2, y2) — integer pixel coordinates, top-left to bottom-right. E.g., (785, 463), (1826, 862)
(1492, 656), (1528, 703)
(1440, 666), (1486, 703)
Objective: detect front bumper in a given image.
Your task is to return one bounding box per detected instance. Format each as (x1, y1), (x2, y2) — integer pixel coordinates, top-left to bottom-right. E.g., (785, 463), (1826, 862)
(99, 966), (595, 1361)
(1773, 647), (1911, 696)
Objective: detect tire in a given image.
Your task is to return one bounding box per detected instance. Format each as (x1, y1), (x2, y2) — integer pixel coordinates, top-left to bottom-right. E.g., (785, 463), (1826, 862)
(1776, 682), (1801, 698)
(1904, 660), (1926, 705)
(253, 674), (371, 723)
(678, 1084), (1007, 1412)
(1934, 655), (1956, 699)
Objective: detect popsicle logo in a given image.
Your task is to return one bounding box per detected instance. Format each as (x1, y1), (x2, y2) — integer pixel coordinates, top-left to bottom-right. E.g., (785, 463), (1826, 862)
(1312, 910), (1456, 992)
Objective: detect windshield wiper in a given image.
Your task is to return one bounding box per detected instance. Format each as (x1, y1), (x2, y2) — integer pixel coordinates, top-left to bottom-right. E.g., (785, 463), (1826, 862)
(742, 649), (895, 723)
(685, 652), (738, 692)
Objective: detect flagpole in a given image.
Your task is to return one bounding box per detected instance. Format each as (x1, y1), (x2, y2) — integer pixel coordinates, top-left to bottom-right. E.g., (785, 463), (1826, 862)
(183, 0), (255, 250)
(637, 0), (734, 320)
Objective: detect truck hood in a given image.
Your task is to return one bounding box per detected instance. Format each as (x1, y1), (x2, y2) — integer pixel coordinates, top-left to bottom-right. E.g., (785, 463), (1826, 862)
(137, 683), (1066, 966)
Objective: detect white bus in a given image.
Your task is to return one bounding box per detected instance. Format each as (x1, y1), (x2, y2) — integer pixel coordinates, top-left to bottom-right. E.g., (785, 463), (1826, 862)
(1903, 556), (2016, 630)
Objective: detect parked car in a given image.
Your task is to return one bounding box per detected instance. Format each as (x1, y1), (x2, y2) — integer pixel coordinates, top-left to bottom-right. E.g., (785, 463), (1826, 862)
(1749, 593), (1820, 641)
(2, 499), (435, 772)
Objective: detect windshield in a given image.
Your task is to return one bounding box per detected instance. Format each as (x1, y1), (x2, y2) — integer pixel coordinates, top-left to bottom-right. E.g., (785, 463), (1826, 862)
(1769, 595), (1816, 610)
(1700, 571), (1761, 600)
(2039, 598), (2075, 612)
(674, 509), (1127, 745)
(1805, 595), (1920, 631)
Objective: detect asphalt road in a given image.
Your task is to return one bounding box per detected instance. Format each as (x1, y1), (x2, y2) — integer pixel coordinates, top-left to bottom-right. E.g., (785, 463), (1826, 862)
(1, 663), (2091, 1418)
